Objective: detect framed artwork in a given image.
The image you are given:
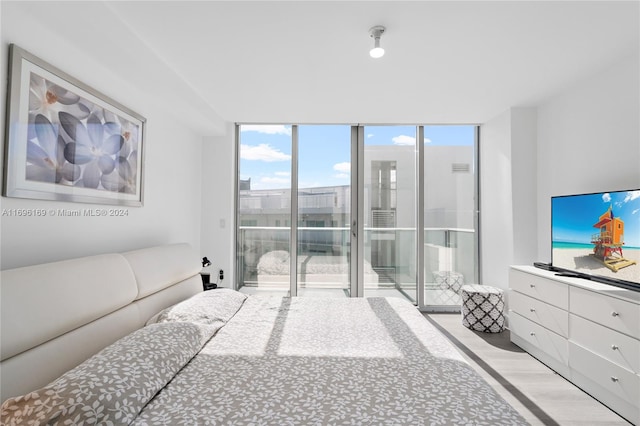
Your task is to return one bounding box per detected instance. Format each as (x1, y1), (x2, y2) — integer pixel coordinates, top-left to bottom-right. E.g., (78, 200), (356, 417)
(3, 44), (146, 206)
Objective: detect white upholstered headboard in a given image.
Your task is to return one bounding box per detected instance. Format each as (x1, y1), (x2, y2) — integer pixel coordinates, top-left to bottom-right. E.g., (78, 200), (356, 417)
(0, 243), (202, 401)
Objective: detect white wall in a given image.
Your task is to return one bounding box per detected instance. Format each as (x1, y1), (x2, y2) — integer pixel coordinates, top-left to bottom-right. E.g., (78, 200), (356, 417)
(536, 54), (640, 262)
(201, 124), (236, 287)
(481, 53), (639, 292)
(0, 4), (206, 269)
(480, 110), (514, 290)
(510, 108), (538, 266)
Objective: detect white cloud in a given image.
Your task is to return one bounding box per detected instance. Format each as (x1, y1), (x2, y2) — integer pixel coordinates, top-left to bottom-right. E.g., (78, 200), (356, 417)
(274, 171), (291, 177)
(240, 125), (292, 136)
(367, 134), (374, 138)
(602, 193), (611, 203)
(240, 144), (291, 162)
(261, 177), (290, 185)
(392, 135), (416, 145)
(334, 173), (350, 179)
(391, 135), (432, 146)
(333, 162), (350, 173)
(632, 208), (640, 215)
(624, 190), (640, 203)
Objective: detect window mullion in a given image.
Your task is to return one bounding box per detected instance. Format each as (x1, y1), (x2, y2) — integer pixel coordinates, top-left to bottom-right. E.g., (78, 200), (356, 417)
(290, 125), (298, 297)
(416, 126), (425, 307)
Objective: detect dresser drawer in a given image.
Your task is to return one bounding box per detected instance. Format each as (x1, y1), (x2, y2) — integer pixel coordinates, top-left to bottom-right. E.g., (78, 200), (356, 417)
(509, 269), (568, 309)
(569, 342), (640, 407)
(510, 312), (568, 365)
(570, 286), (640, 337)
(510, 290), (568, 337)
(570, 313), (640, 373)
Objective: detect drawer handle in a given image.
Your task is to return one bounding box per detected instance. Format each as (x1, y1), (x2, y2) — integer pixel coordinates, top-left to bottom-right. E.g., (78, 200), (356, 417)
(530, 332), (536, 336)
(611, 344), (619, 351)
(611, 311), (619, 317)
(530, 308), (536, 312)
(610, 376), (619, 383)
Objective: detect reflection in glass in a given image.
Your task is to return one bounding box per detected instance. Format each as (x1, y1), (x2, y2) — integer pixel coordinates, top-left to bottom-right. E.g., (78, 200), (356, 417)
(237, 125), (292, 296)
(363, 126), (417, 302)
(423, 125), (477, 307)
(235, 124), (478, 307)
(297, 125), (351, 297)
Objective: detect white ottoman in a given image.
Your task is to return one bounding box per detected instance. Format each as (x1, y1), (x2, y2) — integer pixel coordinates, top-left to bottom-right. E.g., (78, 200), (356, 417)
(461, 284), (505, 333)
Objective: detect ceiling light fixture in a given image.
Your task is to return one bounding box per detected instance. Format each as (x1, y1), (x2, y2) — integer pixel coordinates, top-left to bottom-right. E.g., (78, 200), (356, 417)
(369, 25), (386, 58)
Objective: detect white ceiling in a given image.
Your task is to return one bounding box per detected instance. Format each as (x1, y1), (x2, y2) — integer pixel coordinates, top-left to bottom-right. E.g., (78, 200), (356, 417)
(7, 1), (640, 133)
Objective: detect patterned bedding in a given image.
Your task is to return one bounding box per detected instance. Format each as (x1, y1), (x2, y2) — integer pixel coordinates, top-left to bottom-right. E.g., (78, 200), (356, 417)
(1, 291), (527, 425)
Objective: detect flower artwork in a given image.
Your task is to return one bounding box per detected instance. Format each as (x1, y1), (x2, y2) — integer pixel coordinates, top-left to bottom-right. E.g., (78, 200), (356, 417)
(27, 74), (139, 194)
(4, 45), (145, 206)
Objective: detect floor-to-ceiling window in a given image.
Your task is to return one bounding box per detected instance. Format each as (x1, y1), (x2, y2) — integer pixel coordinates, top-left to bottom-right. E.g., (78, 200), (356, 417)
(363, 126), (417, 302)
(236, 124), (478, 309)
(237, 125), (292, 296)
(422, 125), (478, 309)
(297, 125), (352, 297)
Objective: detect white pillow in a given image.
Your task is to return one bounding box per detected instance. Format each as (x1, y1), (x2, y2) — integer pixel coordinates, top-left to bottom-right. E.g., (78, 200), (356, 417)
(146, 289), (247, 326)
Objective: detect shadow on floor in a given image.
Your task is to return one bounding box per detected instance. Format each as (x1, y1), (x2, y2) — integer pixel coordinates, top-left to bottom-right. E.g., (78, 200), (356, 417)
(424, 313), (561, 426)
(428, 312), (525, 352)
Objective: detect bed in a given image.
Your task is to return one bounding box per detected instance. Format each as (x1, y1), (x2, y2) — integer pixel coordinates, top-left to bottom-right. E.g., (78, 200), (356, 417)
(0, 244), (527, 425)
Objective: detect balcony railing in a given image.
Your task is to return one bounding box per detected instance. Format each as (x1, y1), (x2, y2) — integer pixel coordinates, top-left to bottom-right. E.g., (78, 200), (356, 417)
(237, 226), (476, 305)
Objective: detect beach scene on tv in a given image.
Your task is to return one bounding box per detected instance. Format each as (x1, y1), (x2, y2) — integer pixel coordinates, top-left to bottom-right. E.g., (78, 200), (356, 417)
(552, 190), (640, 284)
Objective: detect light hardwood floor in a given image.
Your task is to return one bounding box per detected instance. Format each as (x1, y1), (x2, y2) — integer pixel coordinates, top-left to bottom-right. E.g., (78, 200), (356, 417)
(425, 313), (631, 426)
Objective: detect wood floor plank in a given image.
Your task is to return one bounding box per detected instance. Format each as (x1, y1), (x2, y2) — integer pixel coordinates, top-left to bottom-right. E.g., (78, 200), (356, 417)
(425, 313), (630, 425)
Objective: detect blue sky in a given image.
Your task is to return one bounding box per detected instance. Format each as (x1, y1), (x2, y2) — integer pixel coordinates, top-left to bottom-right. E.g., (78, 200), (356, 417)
(239, 124), (474, 190)
(552, 190), (640, 248)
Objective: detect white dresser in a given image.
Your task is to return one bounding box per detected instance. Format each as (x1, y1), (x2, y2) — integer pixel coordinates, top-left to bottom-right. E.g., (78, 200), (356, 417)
(509, 266), (640, 425)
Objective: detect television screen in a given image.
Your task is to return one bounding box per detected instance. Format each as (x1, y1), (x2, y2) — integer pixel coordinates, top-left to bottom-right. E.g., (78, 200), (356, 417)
(551, 189), (640, 291)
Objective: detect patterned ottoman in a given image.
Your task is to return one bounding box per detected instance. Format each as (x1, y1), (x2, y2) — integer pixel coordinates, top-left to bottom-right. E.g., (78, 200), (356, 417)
(432, 270), (464, 292)
(461, 284), (505, 333)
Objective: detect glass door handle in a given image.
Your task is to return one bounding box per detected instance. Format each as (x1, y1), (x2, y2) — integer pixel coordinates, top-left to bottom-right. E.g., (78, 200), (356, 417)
(351, 220), (357, 238)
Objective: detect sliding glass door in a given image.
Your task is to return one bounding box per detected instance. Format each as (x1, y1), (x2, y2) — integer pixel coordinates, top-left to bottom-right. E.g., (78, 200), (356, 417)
(297, 125), (352, 297)
(422, 126), (478, 309)
(236, 124), (478, 309)
(362, 126), (417, 302)
(237, 124), (353, 297)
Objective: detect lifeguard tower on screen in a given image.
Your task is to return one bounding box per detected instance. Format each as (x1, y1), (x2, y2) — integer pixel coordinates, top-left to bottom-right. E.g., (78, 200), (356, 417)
(591, 206), (636, 272)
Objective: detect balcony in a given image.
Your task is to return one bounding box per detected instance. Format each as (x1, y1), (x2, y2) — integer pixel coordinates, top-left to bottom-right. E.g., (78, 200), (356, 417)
(237, 226), (476, 306)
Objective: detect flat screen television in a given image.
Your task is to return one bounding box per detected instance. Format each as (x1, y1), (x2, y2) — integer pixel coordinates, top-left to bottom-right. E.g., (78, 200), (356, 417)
(550, 188), (640, 292)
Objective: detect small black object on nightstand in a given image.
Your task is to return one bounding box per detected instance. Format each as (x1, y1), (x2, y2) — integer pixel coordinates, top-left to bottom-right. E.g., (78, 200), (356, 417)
(203, 282), (217, 291)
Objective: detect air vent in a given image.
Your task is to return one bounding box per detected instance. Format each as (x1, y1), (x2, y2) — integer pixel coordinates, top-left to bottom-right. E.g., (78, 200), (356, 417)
(371, 210), (396, 228)
(452, 163), (470, 173)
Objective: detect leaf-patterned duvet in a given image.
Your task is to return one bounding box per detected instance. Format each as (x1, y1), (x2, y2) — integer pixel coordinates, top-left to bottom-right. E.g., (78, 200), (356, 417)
(1, 293), (528, 425)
